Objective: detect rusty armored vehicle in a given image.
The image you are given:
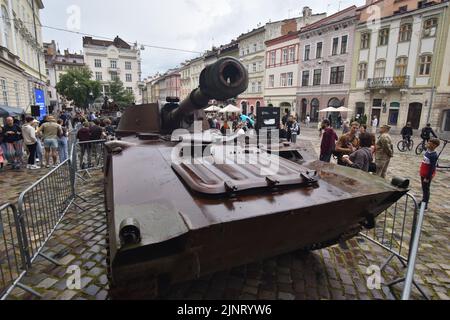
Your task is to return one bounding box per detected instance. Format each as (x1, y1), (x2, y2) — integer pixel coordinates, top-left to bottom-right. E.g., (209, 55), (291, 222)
(104, 57), (409, 299)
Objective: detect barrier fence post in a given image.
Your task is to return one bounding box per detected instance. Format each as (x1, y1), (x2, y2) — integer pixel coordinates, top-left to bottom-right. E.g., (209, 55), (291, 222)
(402, 202), (427, 300)
(358, 192), (428, 299)
(0, 203), (40, 300)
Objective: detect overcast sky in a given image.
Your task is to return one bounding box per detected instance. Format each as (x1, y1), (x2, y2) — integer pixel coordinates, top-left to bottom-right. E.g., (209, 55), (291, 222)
(41, 0), (365, 78)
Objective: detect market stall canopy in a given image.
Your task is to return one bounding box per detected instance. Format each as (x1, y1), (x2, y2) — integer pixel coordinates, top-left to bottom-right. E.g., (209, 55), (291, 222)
(205, 105), (221, 112)
(319, 107), (340, 113)
(0, 105), (26, 118)
(336, 107), (352, 112)
(219, 104), (241, 114)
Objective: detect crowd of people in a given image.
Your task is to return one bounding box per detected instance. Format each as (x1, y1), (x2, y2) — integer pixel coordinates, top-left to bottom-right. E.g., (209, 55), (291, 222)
(1, 107), (442, 210)
(0, 110), (116, 171)
(318, 118), (441, 210)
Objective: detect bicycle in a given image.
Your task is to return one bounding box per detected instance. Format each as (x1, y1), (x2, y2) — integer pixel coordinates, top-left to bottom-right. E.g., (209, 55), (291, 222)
(437, 138), (450, 170)
(397, 136), (414, 152)
(415, 140), (427, 156)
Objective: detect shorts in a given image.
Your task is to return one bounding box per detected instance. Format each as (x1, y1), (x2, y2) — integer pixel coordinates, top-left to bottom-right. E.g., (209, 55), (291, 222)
(44, 138), (58, 149)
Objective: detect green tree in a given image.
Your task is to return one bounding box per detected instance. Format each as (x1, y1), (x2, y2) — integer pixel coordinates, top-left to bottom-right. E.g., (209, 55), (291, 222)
(109, 78), (135, 108)
(56, 67), (101, 109)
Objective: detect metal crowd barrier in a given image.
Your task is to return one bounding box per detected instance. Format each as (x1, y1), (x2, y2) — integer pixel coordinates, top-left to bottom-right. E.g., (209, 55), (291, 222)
(0, 203), (29, 299)
(71, 140), (106, 181)
(17, 159), (76, 267)
(359, 193), (428, 299)
(0, 159), (82, 300)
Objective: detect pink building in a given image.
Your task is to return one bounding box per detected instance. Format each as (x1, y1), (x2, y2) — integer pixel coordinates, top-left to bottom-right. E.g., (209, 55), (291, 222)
(297, 6), (358, 123)
(158, 70), (181, 103)
(166, 72), (181, 98)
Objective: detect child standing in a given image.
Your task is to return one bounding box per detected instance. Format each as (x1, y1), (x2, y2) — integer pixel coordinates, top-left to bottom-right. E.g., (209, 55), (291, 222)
(419, 138), (441, 210)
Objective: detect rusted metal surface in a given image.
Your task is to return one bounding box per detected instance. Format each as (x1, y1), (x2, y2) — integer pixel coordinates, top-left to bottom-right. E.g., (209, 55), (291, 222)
(116, 103), (160, 134)
(104, 56), (408, 299)
(105, 136), (407, 299)
(172, 144), (319, 194)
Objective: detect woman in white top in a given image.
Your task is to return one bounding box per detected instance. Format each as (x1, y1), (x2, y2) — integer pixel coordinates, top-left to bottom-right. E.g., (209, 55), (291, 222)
(372, 116), (378, 134)
(21, 116), (40, 169)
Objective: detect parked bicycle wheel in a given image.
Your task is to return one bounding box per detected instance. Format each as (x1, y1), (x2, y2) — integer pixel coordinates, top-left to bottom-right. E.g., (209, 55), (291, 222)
(407, 140), (414, 151)
(397, 140), (407, 152)
(415, 142), (425, 155)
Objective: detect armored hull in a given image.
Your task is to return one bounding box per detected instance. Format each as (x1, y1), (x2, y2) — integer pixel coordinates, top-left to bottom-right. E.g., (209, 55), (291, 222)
(105, 135), (407, 299)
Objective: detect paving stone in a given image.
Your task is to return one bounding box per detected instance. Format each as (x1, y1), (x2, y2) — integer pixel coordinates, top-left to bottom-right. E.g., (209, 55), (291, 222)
(83, 261), (96, 270)
(242, 286), (258, 296)
(88, 267), (104, 277)
(278, 292), (295, 300)
(58, 290), (78, 300)
(84, 284), (101, 296)
(436, 292), (450, 300)
(59, 254), (76, 265)
(37, 278), (58, 289)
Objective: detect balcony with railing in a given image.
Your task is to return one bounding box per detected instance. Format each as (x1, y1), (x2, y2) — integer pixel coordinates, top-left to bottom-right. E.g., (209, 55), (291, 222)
(108, 67), (121, 74)
(367, 76), (410, 89)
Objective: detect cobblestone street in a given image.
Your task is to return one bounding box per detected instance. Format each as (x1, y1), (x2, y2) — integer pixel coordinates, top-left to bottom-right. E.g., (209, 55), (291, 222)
(1, 127), (449, 300)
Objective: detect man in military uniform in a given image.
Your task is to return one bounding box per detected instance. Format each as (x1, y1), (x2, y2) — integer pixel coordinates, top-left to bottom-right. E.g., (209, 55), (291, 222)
(375, 125), (394, 179)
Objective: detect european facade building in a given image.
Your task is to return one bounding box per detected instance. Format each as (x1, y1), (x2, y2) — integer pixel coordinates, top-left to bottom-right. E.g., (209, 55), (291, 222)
(178, 56), (204, 101)
(0, 0), (46, 114)
(151, 70), (181, 104)
(297, 6), (358, 123)
(44, 41), (85, 110)
(264, 31), (301, 116)
(83, 36), (143, 104)
(236, 26), (266, 114)
(348, 0), (450, 133)
(237, 7), (326, 115)
(263, 9), (327, 117)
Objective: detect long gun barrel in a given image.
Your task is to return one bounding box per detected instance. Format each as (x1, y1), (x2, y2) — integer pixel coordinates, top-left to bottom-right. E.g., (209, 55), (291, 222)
(162, 57), (248, 130)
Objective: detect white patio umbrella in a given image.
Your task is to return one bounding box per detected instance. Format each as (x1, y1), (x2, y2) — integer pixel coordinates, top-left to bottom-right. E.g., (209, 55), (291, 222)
(219, 104), (241, 114)
(319, 107), (339, 113)
(336, 106), (352, 112)
(205, 105), (221, 112)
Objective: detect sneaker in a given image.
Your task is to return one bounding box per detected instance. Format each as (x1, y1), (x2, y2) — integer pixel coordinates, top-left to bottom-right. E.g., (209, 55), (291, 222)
(26, 164), (32, 169)
(29, 165), (40, 170)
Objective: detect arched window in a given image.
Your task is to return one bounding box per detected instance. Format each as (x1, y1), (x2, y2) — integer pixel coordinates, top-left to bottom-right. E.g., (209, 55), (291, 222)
(395, 57), (408, 77)
(374, 59), (386, 78)
(328, 98), (341, 108)
(310, 98), (320, 122)
(1, 6), (11, 49)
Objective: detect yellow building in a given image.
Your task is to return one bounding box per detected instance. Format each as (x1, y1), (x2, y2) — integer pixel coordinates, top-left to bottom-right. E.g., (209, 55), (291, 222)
(348, 0), (450, 133)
